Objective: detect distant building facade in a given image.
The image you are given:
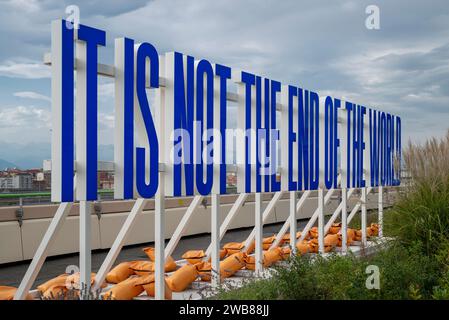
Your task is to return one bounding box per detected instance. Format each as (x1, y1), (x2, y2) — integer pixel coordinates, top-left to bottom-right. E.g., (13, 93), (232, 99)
(0, 174), (33, 190)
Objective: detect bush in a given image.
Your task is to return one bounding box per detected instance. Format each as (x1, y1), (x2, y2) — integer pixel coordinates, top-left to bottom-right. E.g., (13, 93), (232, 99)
(386, 131), (449, 256)
(216, 241), (442, 300)
(216, 131), (449, 300)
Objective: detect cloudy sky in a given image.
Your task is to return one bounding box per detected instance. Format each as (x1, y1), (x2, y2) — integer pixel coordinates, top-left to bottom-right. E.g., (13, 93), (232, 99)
(0, 0), (448, 167)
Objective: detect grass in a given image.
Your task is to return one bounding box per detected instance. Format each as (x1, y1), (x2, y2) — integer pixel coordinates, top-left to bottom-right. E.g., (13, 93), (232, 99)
(216, 242), (441, 300)
(215, 130), (449, 300)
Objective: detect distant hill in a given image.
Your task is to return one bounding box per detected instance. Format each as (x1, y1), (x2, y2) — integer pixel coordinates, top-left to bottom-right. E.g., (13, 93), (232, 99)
(0, 158), (18, 170)
(0, 141), (114, 169)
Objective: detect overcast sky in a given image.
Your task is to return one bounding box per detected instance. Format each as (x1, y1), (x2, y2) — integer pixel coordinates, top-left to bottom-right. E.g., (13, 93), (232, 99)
(0, 0), (448, 167)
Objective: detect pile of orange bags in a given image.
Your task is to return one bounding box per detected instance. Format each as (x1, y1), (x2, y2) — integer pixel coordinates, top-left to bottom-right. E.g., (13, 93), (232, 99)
(0, 286), (32, 300)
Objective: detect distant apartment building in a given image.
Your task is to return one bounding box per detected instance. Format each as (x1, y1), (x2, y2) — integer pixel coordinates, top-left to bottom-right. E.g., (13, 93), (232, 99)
(0, 174), (33, 190)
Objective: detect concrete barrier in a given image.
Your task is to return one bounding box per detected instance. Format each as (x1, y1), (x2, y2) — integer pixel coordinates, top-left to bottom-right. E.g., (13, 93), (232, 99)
(0, 189), (397, 264)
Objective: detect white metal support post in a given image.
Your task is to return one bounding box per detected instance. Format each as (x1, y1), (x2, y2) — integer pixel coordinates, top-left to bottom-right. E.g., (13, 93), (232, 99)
(154, 170), (165, 299)
(378, 185), (383, 237)
(341, 188), (348, 253)
(211, 194), (220, 288)
(270, 190), (311, 249)
(93, 198), (148, 291)
(79, 200), (91, 299)
(317, 188), (325, 254)
(243, 191), (283, 250)
(289, 191), (297, 256)
(255, 193), (263, 274)
(14, 202), (74, 300)
(347, 187), (373, 223)
(361, 187), (367, 247)
(205, 193), (248, 258)
(297, 177), (340, 243)
(323, 188), (355, 233)
(165, 195), (203, 258)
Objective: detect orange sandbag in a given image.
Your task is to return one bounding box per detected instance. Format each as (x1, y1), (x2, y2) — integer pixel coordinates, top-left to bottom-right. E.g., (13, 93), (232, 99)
(223, 242), (244, 255)
(354, 229), (362, 241)
(135, 274), (172, 300)
(103, 276), (144, 300)
(263, 247), (283, 267)
(207, 249), (228, 262)
(367, 223), (379, 237)
(281, 246), (291, 260)
(308, 239), (318, 253)
(296, 240), (310, 255)
(308, 238), (333, 253)
(309, 227), (319, 238)
(262, 235), (276, 250)
(106, 261), (135, 284)
(65, 272), (106, 289)
(182, 250), (206, 264)
(220, 252), (246, 278)
(195, 261), (212, 282)
(244, 248), (283, 269)
(41, 285), (71, 300)
(0, 286), (32, 300)
(337, 230), (355, 247)
(347, 228), (356, 242)
(324, 234), (338, 252)
(245, 240), (255, 254)
(328, 223), (341, 235)
(166, 264), (199, 292)
(282, 232), (302, 244)
(142, 247), (178, 272)
(37, 274), (69, 293)
(324, 234), (339, 247)
(129, 261), (154, 276)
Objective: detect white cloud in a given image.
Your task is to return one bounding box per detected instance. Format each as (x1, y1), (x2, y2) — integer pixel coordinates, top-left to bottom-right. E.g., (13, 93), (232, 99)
(13, 91), (51, 102)
(0, 60), (50, 79)
(6, 0), (40, 12)
(0, 105), (51, 128)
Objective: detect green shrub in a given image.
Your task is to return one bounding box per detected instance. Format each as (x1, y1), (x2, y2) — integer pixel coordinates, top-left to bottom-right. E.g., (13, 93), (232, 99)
(386, 131), (449, 256)
(216, 241), (442, 300)
(216, 132), (449, 300)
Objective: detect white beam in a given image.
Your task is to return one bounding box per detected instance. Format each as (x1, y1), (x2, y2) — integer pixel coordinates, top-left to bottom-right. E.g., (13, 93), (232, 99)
(270, 190), (311, 249)
(164, 195), (203, 258)
(289, 191), (297, 256)
(378, 186), (383, 237)
(43, 53), (283, 111)
(211, 194), (220, 287)
(93, 198), (148, 292)
(254, 193), (263, 274)
(317, 189), (325, 254)
(14, 202), (73, 300)
(243, 191), (283, 250)
(347, 187), (373, 223)
(205, 193), (248, 258)
(323, 188), (356, 233)
(297, 188), (337, 242)
(361, 187), (367, 247)
(79, 200), (91, 299)
(154, 172), (165, 299)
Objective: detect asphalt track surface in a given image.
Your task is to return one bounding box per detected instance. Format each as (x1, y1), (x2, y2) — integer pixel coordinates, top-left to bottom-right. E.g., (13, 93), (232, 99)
(0, 220), (309, 288)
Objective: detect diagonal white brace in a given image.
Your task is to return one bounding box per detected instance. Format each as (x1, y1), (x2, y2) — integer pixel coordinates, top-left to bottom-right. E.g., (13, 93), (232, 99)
(93, 198), (148, 291)
(270, 190), (311, 249)
(14, 202), (73, 300)
(243, 191), (284, 251)
(164, 195), (203, 259)
(297, 188), (337, 242)
(205, 193), (248, 258)
(347, 187), (373, 224)
(323, 188), (356, 234)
